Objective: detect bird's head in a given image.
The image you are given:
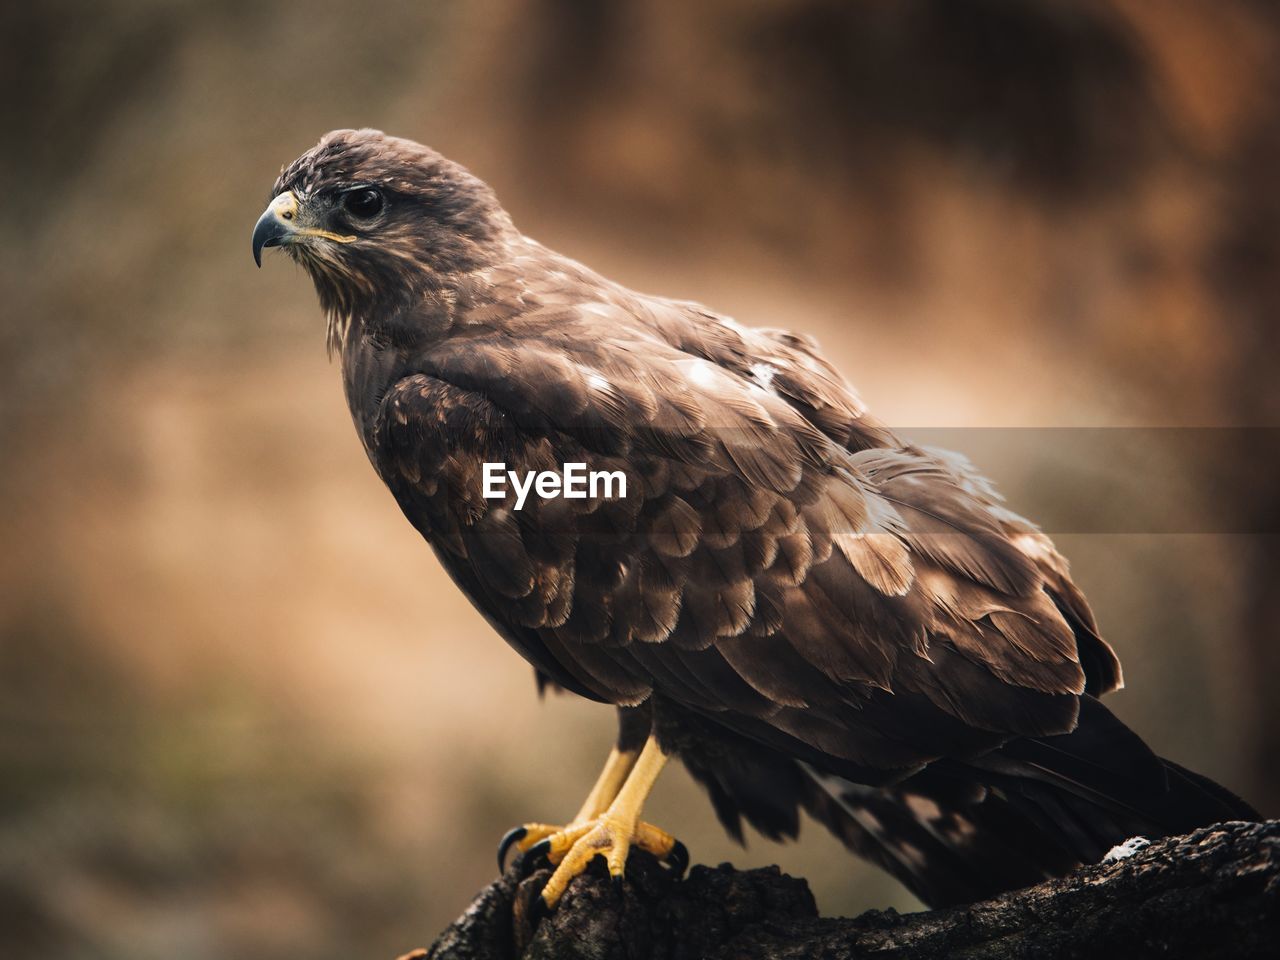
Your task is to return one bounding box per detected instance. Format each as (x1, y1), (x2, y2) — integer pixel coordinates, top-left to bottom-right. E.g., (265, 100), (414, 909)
(252, 129), (513, 348)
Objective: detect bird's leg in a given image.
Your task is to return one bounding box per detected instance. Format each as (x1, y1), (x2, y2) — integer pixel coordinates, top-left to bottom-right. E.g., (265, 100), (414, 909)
(573, 744), (642, 824)
(497, 744), (639, 869)
(531, 735), (686, 910)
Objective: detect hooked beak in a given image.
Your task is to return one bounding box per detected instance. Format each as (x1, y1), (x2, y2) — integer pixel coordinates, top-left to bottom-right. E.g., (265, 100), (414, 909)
(252, 192), (299, 267)
(251, 190), (357, 267)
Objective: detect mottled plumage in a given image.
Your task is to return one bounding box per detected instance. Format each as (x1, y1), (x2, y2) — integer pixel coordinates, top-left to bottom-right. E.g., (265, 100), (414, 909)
(255, 129), (1255, 907)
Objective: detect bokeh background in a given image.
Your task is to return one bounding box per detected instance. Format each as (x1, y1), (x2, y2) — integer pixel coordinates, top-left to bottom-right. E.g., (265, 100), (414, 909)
(2, 1), (1278, 958)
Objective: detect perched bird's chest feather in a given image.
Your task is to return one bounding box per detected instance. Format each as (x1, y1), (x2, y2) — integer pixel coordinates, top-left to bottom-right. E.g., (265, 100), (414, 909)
(340, 334), (412, 458)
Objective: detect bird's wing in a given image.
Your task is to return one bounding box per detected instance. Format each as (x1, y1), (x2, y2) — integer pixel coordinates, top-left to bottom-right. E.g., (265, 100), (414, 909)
(369, 298), (1118, 780)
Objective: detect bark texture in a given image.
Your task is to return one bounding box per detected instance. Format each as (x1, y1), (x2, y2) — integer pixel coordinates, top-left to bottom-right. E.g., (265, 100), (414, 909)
(409, 820), (1278, 960)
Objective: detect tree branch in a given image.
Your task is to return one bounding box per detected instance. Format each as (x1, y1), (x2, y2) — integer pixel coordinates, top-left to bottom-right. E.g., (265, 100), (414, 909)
(410, 820), (1277, 960)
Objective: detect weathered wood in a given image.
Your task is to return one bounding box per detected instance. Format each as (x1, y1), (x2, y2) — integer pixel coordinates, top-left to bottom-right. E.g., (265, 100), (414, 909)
(410, 820), (1278, 960)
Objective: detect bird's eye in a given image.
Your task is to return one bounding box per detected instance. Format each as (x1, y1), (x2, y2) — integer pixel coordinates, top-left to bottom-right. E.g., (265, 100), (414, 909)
(342, 187), (384, 219)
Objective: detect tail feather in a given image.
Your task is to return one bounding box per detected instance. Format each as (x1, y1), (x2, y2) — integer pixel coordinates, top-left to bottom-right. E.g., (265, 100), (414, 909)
(983, 697), (1257, 840)
(801, 764), (1079, 906)
(800, 696), (1258, 907)
(1162, 758), (1260, 826)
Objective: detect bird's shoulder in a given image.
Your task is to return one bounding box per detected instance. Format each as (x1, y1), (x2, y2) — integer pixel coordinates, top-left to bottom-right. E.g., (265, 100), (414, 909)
(408, 245), (898, 455)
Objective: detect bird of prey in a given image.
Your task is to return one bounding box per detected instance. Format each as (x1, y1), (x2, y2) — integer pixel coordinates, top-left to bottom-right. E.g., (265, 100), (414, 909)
(252, 129), (1256, 912)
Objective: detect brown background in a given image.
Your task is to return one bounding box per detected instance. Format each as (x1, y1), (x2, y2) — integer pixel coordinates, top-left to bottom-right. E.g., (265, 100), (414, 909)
(1, 2), (1277, 958)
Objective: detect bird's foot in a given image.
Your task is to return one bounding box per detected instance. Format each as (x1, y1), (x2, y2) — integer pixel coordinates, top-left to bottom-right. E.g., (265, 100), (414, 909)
(503, 737), (679, 916)
(522, 814), (687, 910)
(498, 822), (571, 871)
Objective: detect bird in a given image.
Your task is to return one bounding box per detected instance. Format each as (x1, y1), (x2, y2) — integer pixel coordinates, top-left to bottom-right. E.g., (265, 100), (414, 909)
(252, 129), (1257, 912)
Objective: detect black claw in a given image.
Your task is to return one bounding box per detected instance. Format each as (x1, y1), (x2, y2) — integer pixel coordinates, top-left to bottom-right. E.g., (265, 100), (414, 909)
(521, 838), (552, 875)
(666, 840), (689, 877)
(497, 826), (527, 871)
(528, 888), (551, 926)
(612, 872), (625, 896)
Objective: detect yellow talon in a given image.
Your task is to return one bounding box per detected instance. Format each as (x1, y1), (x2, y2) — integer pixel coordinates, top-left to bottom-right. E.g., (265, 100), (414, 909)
(535, 737), (680, 909)
(500, 737), (684, 913)
(498, 746), (640, 869)
(501, 822), (568, 862)
(539, 815), (676, 870)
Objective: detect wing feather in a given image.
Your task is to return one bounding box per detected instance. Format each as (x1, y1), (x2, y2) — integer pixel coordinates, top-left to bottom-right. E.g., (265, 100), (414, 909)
(366, 293), (1113, 776)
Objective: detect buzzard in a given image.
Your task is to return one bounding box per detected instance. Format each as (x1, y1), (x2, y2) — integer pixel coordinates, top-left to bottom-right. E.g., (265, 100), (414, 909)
(252, 130), (1256, 911)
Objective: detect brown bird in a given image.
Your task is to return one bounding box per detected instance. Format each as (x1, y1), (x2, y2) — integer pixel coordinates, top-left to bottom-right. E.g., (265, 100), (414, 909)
(252, 129), (1256, 912)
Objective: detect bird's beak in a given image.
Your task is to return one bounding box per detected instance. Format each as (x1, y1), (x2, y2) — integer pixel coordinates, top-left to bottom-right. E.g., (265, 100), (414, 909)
(252, 191), (358, 267)
(252, 192), (299, 267)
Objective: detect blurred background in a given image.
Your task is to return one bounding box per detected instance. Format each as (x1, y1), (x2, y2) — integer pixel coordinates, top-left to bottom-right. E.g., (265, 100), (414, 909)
(2, 1), (1278, 957)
